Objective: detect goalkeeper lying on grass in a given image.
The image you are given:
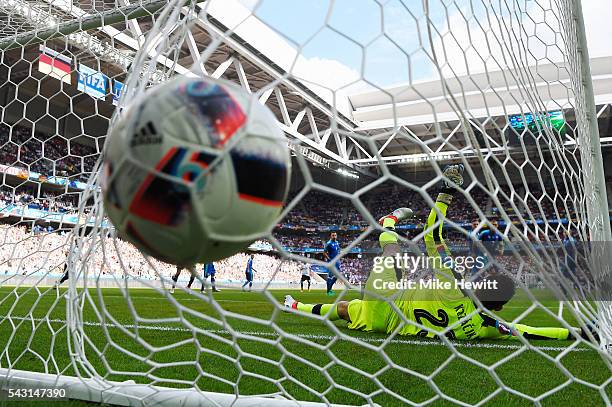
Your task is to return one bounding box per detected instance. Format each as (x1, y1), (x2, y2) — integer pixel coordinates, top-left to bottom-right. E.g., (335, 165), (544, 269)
(285, 165), (595, 342)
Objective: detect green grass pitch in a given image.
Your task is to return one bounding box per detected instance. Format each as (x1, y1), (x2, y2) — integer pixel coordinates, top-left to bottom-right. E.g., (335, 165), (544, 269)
(0, 286), (609, 406)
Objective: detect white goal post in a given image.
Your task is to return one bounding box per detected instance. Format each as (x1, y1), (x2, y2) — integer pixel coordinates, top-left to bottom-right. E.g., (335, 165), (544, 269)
(0, 0), (610, 406)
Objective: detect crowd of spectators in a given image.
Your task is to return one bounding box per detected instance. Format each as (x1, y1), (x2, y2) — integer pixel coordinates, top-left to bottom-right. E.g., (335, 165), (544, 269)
(0, 224), (378, 288)
(341, 257), (370, 284)
(0, 225), (309, 284)
(0, 122), (582, 232)
(0, 121), (592, 289)
(280, 185), (572, 228)
(0, 186), (79, 214)
(0, 123), (98, 183)
(277, 234), (326, 249)
(0, 224), (552, 288)
(0, 177), (585, 263)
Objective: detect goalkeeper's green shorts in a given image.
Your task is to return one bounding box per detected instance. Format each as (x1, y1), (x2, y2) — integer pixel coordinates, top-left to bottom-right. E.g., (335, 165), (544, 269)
(348, 257), (400, 333)
(347, 299), (392, 333)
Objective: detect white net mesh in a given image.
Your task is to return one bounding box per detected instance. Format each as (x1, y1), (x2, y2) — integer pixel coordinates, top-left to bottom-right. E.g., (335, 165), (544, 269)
(0, 0), (611, 405)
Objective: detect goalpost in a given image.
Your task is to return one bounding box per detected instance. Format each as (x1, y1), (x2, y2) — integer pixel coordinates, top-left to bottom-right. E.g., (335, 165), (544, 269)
(0, 0), (610, 405)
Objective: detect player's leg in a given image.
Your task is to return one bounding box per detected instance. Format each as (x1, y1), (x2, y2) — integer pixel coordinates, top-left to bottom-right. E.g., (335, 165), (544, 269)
(285, 208), (413, 333)
(200, 269), (208, 292)
(356, 207), (415, 301)
(284, 295), (350, 322)
(345, 208), (415, 333)
(307, 276), (311, 291)
(478, 314), (572, 340)
(170, 266), (181, 293)
(242, 272), (252, 290)
(284, 295), (373, 333)
(362, 216), (404, 298)
(367, 206), (416, 295)
(186, 265), (196, 289)
(58, 263), (69, 284)
(326, 272), (337, 296)
(300, 275), (305, 292)
(211, 275), (219, 292)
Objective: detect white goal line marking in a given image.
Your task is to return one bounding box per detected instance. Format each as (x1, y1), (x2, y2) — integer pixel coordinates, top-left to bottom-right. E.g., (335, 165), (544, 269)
(1, 315), (592, 352)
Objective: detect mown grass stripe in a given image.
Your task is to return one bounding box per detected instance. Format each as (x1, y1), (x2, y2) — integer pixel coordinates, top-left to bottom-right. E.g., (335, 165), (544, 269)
(1, 315), (592, 352)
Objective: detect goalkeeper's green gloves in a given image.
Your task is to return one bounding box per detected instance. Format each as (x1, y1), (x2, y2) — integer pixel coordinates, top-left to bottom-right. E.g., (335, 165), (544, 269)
(438, 164), (465, 205)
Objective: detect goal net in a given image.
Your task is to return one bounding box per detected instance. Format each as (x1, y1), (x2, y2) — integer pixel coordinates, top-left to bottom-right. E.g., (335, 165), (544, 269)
(0, 0), (610, 405)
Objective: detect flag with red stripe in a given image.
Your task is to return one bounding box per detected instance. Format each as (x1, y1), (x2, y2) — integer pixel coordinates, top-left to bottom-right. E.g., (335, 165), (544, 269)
(38, 45), (72, 84)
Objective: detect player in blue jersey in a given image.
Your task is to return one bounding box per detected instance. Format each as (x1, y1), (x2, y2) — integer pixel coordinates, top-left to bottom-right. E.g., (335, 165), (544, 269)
(242, 254), (256, 291)
(323, 232), (342, 296)
(202, 263), (221, 292)
(478, 220), (504, 244)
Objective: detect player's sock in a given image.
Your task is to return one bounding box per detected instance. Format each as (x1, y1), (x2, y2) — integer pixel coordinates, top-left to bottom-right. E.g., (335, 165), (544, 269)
(514, 323), (571, 340)
(382, 217), (397, 229)
(379, 208), (413, 228)
(295, 302), (340, 320)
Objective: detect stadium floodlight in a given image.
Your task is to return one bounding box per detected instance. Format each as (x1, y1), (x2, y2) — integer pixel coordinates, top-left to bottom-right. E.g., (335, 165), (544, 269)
(0, 0), (611, 406)
(336, 168), (359, 179)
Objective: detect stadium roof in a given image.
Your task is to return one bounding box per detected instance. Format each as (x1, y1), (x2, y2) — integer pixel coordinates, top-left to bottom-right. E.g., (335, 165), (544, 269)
(2, 0), (612, 176)
(342, 56), (612, 167)
(0, 0), (375, 174)
(348, 56), (612, 130)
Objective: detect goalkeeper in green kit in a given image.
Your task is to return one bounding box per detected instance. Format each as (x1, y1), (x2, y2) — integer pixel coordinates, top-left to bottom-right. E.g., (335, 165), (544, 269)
(285, 165), (594, 342)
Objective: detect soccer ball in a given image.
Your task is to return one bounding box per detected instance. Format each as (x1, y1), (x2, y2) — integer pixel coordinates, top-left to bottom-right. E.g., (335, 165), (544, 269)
(101, 75), (291, 266)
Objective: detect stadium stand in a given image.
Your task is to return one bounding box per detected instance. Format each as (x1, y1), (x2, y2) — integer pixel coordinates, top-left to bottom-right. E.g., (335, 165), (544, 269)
(0, 123), (98, 182)
(0, 120), (596, 288)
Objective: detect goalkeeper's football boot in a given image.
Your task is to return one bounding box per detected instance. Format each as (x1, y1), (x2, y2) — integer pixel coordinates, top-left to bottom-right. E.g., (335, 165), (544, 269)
(579, 321), (600, 344)
(442, 163), (465, 188)
(284, 295), (298, 311)
(378, 207), (414, 226)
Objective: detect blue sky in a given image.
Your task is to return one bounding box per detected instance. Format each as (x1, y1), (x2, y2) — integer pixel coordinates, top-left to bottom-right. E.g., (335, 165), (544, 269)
(225, 0), (612, 92)
(251, 0), (441, 87)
